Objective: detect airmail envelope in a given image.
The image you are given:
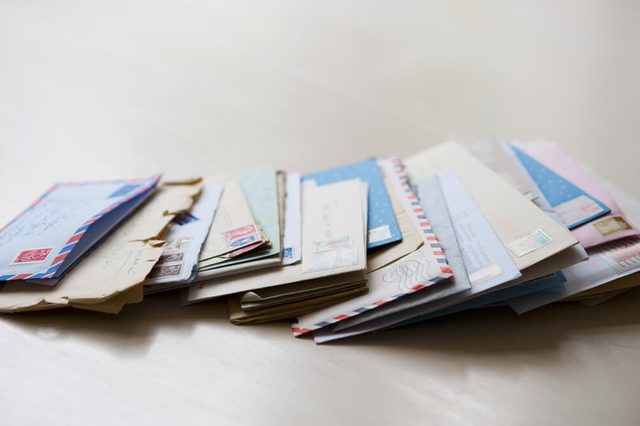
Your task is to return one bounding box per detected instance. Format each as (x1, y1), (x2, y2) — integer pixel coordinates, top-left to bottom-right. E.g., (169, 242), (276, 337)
(0, 176), (160, 284)
(511, 141), (639, 248)
(0, 180), (202, 313)
(404, 141), (578, 271)
(292, 245), (449, 336)
(185, 179), (368, 303)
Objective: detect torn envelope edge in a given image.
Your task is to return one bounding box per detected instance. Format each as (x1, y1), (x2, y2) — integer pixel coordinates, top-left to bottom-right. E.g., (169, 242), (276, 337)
(0, 180), (202, 312)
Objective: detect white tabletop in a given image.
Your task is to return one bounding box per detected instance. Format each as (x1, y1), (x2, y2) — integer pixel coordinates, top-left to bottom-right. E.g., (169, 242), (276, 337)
(1, 1), (639, 425)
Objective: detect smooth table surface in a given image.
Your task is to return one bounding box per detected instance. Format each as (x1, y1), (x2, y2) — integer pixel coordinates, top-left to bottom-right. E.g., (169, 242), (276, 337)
(1, 1), (640, 425)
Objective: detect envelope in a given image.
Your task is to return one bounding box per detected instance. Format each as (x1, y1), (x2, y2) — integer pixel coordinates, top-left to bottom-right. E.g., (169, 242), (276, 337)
(510, 141), (639, 248)
(197, 176), (265, 268)
(504, 168), (640, 313)
(228, 284), (368, 325)
(73, 286), (144, 314)
(366, 159), (424, 272)
(326, 173), (471, 334)
(404, 141), (578, 271)
(184, 178), (368, 303)
(320, 171), (520, 339)
(508, 236), (640, 314)
(304, 158), (401, 249)
(0, 180), (202, 313)
(281, 173), (302, 265)
(196, 168), (282, 278)
(0, 175), (160, 284)
(574, 289), (631, 307)
(143, 181), (224, 293)
(467, 141), (590, 282)
(510, 144), (610, 229)
(240, 276), (366, 310)
(293, 245), (451, 336)
(566, 272), (639, 300)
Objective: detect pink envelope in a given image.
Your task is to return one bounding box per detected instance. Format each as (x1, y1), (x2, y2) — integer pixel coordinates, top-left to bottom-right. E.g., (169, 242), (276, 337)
(523, 141), (639, 248)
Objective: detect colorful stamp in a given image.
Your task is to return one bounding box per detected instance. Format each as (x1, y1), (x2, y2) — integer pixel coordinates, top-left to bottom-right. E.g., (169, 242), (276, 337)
(223, 224), (262, 250)
(12, 247), (54, 265)
(506, 229), (552, 258)
(594, 216), (632, 236)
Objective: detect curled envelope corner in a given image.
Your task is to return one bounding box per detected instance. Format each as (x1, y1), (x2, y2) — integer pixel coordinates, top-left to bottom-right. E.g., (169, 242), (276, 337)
(0, 181), (202, 313)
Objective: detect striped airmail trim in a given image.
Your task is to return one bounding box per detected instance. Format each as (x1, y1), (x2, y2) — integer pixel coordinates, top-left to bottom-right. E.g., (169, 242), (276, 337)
(0, 175), (161, 281)
(290, 277), (450, 337)
(388, 156), (453, 275)
(289, 157), (455, 337)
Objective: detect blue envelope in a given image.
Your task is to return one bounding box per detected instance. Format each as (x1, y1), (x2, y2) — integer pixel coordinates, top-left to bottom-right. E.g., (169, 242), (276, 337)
(303, 158), (402, 249)
(0, 175), (160, 284)
(510, 144), (610, 229)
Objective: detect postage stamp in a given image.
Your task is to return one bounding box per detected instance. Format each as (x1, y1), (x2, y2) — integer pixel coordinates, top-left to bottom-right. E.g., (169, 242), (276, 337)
(594, 216), (632, 236)
(147, 264), (182, 279)
(223, 224), (261, 250)
(157, 252), (184, 265)
(12, 247), (55, 265)
(313, 236), (352, 254)
(506, 229), (552, 258)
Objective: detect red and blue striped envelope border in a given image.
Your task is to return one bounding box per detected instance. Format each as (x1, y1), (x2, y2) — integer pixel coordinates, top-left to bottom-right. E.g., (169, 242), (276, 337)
(291, 157), (453, 337)
(0, 175), (161, 281)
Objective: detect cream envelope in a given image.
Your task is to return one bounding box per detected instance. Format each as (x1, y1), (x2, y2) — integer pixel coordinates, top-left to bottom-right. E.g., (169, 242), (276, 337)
(73, 286), (144, 314)
(466, 141), (589, 284)
(195, 169), (283, 279)
(227, 284), (367, 325)
(0, 180), (202, 313)
(185, 179), (368, 303)
(240, 272), (367, 310)
(197, 177), (265, 269)
(404, 141), (578, 271)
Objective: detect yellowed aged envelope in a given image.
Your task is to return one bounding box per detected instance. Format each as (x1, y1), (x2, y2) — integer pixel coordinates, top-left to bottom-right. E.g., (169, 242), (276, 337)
(197, 177), (264, 269)
(0, 180), (202, 313)
(239, 272), (367, 310)
(73, 286), (144, 314)
(405, 142), (578, 271)
(227, 284), (368, 325)
(185, 179), (368, 303)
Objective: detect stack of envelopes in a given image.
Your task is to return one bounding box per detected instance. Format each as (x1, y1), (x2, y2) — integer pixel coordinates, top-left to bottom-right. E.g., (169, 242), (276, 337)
(0, 141), (638, 345)
(186, 158), (451, 324)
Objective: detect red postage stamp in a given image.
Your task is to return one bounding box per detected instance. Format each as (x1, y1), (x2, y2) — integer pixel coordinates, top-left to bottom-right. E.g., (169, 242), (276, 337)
(223, 224), (262, 251)
(12, 247), (55, 265)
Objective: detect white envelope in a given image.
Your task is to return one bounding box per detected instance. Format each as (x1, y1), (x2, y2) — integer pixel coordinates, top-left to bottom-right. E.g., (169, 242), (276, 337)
(316, 171), (521, 341)
(282, 173), (302, 266)
(294, 245), (447, 336)
(326, 173), (471, 334)
(184, 179), (368, 303)
(144, 182), (224, 289)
